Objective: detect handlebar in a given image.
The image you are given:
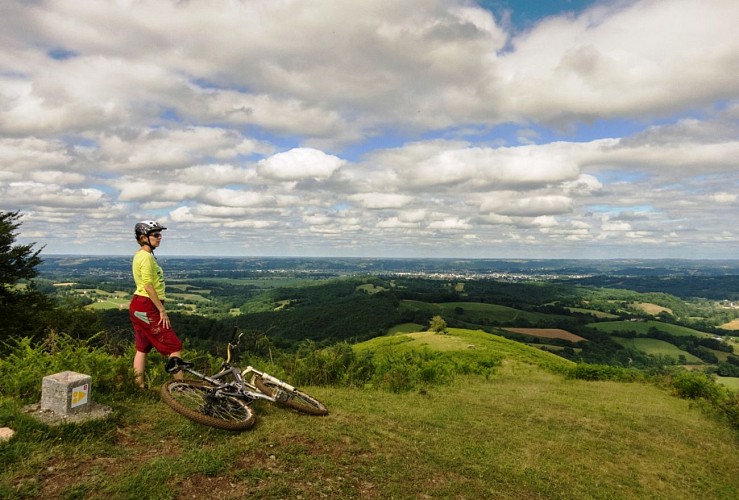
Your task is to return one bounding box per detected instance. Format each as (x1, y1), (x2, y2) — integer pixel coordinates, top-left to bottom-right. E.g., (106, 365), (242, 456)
(225, 326), (243, 365)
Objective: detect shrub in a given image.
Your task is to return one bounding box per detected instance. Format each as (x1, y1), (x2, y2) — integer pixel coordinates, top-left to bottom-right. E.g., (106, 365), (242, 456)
(664, 370), (739, 430)
(370, 350), (458, 392)
(278, 341), (374, 387)
(670, 371), (724, 401)
(717, 392), (739, 429)
(429, 315), (447, 334)
(272, 341), (497, 393)
(0, 332), (137, 403)
(566, 363), (643, 382)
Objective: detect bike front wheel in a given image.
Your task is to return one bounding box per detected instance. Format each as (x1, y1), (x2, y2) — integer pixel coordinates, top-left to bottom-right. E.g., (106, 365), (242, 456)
(161, 380), (256, 431)
(252, 376), (329, 416)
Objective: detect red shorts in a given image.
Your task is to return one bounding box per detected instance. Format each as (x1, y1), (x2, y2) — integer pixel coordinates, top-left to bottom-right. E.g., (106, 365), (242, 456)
(129, 295), (183, 355)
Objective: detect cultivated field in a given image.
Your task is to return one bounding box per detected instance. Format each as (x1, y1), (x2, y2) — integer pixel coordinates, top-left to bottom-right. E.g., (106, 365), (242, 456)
(633, 302), (673, 315)
(503, 328), (587, 343)
(566, 307), (619, 319)
(588, 320), (714, 338)
(612, 337), (703, 363)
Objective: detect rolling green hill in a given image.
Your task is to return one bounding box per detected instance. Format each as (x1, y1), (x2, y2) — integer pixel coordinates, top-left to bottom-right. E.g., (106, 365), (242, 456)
(356, 327), (575, 374)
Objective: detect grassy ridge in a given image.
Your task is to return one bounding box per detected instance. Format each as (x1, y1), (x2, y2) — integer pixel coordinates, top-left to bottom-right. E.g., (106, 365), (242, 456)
(1, 329), (737, 498)
(2, 368), (736, 498)
(357, 328), (574, 374)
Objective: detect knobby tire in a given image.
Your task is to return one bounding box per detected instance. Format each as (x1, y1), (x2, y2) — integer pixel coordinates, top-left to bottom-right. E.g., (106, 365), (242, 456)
(253, 376), (329, 416)
(161, 380), (256, 430)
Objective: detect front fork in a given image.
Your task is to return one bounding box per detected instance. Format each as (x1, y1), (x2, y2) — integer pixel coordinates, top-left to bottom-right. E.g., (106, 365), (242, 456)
(243, 366), (295, 400)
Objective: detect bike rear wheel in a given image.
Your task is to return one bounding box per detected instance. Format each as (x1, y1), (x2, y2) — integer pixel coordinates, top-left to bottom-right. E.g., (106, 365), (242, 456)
(161, 380), (256, 430)
(253, 376), (328, 416)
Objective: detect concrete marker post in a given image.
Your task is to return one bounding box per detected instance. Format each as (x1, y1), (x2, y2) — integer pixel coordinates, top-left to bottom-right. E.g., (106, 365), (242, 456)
(23, 371), (113, 425)
(40, 371), (92, 416)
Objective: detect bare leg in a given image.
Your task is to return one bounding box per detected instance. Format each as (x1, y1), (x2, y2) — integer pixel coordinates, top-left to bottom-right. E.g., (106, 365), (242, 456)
(134, 350), (147, 388)
(169, 351), (184, 380)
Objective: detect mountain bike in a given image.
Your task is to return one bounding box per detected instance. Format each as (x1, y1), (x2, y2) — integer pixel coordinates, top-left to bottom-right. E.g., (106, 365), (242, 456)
(160, 328), (328, 430)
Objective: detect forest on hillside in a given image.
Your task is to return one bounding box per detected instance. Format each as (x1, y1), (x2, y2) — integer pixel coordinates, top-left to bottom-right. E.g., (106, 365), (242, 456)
(25, 271), (739, 378)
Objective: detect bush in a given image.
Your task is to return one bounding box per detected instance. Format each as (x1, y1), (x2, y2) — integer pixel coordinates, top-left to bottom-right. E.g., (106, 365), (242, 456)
(716, 361), (739, 377)
(272, 341), (497, 393)
(371, 350), (456, 392)
(429, 315), (447, 334)
(717, 392), (739, 429)
(0, 332), (138, 403)
(566, 363), (643, 382)
(665, 370), (739, 430)
(277, 341), (374, 388)
(670, 371), (724, 401)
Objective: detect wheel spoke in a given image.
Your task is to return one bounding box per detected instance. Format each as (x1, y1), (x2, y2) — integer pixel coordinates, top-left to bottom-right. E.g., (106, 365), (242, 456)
(161, 381), (256, 430)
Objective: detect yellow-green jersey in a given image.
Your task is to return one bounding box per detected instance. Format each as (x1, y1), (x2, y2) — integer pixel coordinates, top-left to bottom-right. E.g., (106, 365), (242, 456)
(132, 250), (166, 300)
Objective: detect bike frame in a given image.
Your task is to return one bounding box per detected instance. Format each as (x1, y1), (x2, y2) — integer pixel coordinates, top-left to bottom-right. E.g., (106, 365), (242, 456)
(173, 331), (292, 404)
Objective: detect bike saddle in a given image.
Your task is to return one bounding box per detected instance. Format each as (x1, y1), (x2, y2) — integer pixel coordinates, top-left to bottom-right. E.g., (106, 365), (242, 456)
(165, 356), (195, 374)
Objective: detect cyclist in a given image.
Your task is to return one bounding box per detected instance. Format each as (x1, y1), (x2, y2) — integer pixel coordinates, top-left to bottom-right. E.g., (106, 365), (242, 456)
(129, 220), (183, 389)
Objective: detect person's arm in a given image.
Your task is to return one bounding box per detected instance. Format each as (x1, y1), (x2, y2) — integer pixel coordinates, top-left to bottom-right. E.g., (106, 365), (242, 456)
(144, 283), (170, 330)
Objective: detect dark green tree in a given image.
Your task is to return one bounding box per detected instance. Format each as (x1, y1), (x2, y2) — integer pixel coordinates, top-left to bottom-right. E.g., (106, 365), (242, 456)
(0, 211), (52, 346)
(0, 210), (43, 286)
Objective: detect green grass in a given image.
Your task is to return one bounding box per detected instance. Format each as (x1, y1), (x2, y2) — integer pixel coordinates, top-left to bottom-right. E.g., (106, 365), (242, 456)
(1, 329), (737, 499)
(167, 292), (212, 302)
(356, 328), (574, 373)
(589, 320), (713, 338)
(613, 337), (704, 363)
(72, 289), (131, 311)
(717, 376), (739, 390)
(386, 322), (424, 334)
(86, 298), (130, 310)
(2, 365), (737, 499)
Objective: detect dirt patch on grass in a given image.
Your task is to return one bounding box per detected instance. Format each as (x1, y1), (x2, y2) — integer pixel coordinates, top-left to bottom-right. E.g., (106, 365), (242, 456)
(503, 328), (587, 343)
(406, 331), (474, 351)
(29, 415), (184, 499)
(634, 302), (672, 316)
(35, 455), (124, 499)
(177, 472), (249, 499)
(719, 319), (739, 331)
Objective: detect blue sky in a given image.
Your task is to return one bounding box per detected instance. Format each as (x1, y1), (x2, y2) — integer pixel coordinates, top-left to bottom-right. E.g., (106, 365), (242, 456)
(1, 0), (738, 258)
(479, 0), (600, 29)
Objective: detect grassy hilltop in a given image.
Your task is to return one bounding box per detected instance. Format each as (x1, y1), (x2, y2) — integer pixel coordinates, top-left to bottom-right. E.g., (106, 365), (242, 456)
(1, 328), (737, 499)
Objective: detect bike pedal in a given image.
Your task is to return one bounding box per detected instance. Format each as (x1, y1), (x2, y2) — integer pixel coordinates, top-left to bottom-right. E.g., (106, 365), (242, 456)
(165, 356), (194, 374)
